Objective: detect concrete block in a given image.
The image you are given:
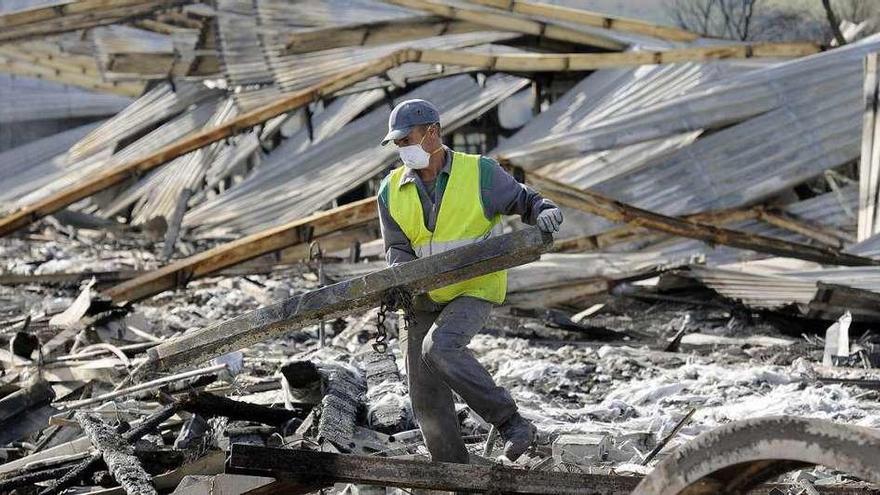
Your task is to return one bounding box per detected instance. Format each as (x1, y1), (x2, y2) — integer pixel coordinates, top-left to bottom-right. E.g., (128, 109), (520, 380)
(552, 433), (611, 464)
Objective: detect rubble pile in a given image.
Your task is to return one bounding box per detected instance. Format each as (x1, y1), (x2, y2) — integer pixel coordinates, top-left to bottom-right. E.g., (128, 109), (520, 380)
(2, 226), (880, 494)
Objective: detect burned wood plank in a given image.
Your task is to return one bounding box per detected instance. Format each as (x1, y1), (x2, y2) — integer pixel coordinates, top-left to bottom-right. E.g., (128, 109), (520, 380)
(527, 173), (879, 267)
(139, 227), (553, 373)
(47, 407), (177, 495)
(808, 282), (880, 321)
(314, 364), (366, 450)
(178, 391), (309, 427)
(0, 270), (144, 287)
(226, 445), (642, 494)
(104, 198), (377, 304)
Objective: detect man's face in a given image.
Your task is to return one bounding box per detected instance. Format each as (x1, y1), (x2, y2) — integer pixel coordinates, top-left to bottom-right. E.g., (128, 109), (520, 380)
(393, 124), (432, 148)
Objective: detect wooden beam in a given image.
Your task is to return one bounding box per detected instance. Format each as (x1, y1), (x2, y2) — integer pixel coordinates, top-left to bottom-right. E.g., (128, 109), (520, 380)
(0, 0), (193, 43)
(284, 17), (483, 54)
(415, 43), (820, 72)
(0, 49), (418, 239)
(103, 198), (378, 304)
(758, 209), (853, 248)
(227, 445), (641, 494)
(554, 206), (762, 252)
(527, 172), (879, 267)
(0, 53), (144, 97)
(381, 0), (627, 50)
(467, 0), (701, 42)
(138, 227), (552, 373)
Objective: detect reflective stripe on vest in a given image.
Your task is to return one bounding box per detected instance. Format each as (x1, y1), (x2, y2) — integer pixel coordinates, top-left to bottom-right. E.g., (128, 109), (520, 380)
(387, 151), (507, 304)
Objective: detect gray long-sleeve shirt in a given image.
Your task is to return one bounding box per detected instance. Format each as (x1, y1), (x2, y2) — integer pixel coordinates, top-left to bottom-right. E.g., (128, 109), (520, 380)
(378, 145), (557, 266)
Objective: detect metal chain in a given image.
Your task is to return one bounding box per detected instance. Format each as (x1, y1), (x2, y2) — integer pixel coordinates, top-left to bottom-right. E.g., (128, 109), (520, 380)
(373, 286), (415, 353)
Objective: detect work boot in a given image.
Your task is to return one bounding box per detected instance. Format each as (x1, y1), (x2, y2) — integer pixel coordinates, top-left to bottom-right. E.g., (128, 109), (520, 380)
(497, 413), (536, 462)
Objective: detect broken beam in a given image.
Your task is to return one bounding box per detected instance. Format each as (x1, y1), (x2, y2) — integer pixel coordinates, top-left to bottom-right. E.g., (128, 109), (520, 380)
(140, 227), (552, 373)
(528, 172), (878, 267)
(226, 445), (641, 494)
(103, 198), (377, 304)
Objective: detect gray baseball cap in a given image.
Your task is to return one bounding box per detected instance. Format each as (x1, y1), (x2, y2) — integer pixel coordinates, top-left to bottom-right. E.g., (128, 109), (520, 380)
(381, 99), (440, 145)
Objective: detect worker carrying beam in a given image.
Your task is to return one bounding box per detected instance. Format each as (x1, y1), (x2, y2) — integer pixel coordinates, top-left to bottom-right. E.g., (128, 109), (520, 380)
(377, 99), (564, 464)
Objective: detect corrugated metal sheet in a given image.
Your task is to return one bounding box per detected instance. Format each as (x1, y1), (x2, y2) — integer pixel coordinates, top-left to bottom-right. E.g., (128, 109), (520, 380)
(0, 74), (131, 123)
(184, 73), (530, 235)
(687, 266), (818, 309)
(68, 81), (221, 161)
(501, 34), (880, 168)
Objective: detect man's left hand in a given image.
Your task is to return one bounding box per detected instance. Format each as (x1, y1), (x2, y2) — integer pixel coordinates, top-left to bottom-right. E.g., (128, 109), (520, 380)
(537, 208), (563, 233)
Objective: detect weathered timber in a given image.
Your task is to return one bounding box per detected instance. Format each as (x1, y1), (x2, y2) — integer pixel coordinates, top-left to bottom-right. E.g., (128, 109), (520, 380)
(138, 227), (551, 373)
(808, 282), (880, 321)
(0, 51), (417, 238)
(0, 270), (143, 286)
(226, 445), (642, 494)
(466, 0), (700, 41)
(104, 198), (377, 304)
(416, 43), (820, 71)
(178, 391), (309, 426)
(382, 0), (625, 50)
(0, 0), (193, 43)
(284, 17), (482, 54)
(553, 206), (762, 252)
(758, 209), (851, 248)
(527, 172), (879, 267)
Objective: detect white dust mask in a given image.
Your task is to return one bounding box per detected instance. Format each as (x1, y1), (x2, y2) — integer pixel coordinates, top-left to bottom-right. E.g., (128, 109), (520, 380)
(398, 127), (435, 169)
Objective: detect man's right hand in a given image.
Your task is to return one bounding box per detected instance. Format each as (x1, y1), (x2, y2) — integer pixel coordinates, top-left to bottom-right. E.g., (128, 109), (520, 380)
(537, 208), (563, 233)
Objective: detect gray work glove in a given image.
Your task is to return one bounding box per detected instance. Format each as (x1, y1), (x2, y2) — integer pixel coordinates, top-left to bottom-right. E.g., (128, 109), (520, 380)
(536, 207), (563, 233)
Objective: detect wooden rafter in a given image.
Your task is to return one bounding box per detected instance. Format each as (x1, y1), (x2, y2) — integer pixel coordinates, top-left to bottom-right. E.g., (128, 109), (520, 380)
(0, 0), (194, 43)
(103, 198), (378, 304)
(0, 42), (144, 96)
(468, 0), (701, 42)
(284, 17), (484, 55)
(414, 43), (820, 72)
(381, 0), (627, 50)
(527, 172), (876, 267)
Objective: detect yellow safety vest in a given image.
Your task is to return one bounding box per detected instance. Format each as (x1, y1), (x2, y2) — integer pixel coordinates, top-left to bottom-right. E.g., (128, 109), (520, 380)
(387, 151), (507, 304)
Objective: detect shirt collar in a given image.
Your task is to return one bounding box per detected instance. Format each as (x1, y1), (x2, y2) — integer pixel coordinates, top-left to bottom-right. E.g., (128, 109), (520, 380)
(398, 145), (453, 188)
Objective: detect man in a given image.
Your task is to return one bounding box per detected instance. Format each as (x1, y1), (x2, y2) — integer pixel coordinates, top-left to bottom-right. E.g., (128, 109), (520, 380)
(376, 99), (564, 464)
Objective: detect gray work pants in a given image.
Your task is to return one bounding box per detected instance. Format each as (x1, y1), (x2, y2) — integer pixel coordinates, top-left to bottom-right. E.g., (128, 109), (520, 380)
(399, 296), (518, 464)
